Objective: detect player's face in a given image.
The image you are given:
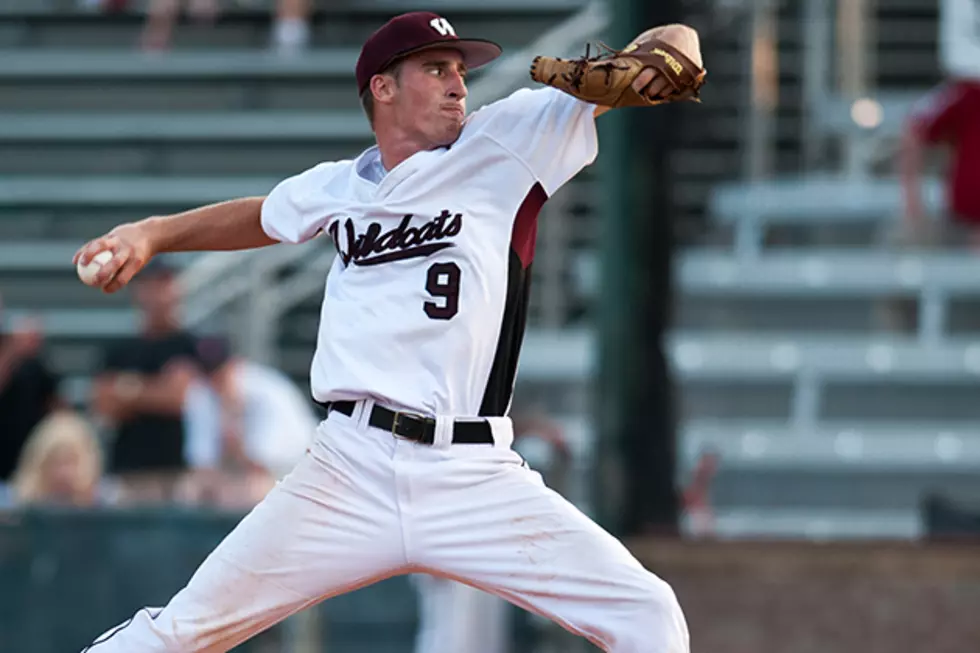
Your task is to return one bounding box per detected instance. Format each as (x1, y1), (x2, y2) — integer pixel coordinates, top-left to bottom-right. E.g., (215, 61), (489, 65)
(393, 49), (468, 147)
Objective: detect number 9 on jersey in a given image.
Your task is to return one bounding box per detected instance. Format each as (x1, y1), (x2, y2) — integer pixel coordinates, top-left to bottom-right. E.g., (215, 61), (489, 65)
(424, 262), (461, 320)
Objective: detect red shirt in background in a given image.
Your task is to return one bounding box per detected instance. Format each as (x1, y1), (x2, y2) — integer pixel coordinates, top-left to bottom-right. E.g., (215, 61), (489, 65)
(910, 80), (980, 224)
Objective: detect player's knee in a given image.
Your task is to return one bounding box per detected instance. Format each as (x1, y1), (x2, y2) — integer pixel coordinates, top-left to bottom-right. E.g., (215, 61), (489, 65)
(616, 578), (689, 653)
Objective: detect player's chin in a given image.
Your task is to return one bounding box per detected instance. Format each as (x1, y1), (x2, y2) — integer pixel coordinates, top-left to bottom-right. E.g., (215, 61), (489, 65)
(432, 116), (464, 145)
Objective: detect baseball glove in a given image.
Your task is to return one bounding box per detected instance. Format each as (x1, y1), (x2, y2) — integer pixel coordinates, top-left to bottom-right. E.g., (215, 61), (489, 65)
(529, 31), (706, 108)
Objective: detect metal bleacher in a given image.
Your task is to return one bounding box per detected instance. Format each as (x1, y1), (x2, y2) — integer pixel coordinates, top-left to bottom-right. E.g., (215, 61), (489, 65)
(564, 0), (980, 539)
(662, 0), (980, 538)
(5, 0), (977, 543)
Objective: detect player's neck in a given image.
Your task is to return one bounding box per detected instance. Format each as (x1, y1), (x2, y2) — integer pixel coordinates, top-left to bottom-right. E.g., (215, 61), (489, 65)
(374, 126), (436, 172)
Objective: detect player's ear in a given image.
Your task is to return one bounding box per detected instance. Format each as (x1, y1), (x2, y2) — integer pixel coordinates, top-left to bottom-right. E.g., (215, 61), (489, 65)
(370, 73), (398, 105)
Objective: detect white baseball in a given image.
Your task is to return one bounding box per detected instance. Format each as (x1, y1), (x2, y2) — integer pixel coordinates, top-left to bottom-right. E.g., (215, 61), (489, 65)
(77, 250), (115, 286)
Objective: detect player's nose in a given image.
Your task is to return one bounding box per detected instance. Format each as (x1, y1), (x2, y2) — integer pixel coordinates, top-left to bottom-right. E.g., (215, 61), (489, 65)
(446, 71), (467, 100)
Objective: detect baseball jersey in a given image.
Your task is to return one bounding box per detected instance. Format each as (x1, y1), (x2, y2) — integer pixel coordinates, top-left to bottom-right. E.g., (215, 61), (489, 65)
(261, 87), (598, 417)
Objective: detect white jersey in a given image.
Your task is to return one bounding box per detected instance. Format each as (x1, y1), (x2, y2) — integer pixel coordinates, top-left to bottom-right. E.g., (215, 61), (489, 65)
(261, 87), (598, 417)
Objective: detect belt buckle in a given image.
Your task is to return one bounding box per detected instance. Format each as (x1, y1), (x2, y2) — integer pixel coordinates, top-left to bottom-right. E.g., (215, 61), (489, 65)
(390, 410), (431, 442)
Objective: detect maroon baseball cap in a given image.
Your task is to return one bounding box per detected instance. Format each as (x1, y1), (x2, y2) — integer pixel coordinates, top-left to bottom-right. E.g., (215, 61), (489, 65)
(355, 12), (503, 95)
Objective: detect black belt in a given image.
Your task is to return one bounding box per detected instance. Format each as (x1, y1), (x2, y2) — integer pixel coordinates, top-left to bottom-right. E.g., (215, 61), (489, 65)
(323, 400), (494, 445)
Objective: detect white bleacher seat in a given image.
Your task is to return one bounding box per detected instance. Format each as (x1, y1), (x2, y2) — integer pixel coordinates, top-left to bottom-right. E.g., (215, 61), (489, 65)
(708, 176), (946, 257)
(673, 333), (980, 382)
(710, 176), (945, 225)
(518, 329), (593, 381)
(574, 249), (980, 343)
(813, 92), (921, 137)
(519, 329), (980, 382)
(0, 51), (358, 78)
(687, 508), (922, 540)
(678, 249), (980, 295)
(575, 249), (980, 299)
(0, 0), (586, 17)
(0, 242), (198, 270)
(0, 242), (89, 269)
(4, 308), (137, 336)
(0, 176), (280, 205)
(0, 112), (371, 141)
(682, 419), (980, 471)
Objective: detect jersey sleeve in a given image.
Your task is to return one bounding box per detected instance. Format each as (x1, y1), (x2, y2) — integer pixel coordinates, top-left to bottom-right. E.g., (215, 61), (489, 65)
(469, 87), (599, 196)
(908, 82), (970, 143)
(261, 162), (341, 244)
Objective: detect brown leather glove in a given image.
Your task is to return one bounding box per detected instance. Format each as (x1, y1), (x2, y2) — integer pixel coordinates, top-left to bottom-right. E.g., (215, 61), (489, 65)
(529, 28), (706, 108)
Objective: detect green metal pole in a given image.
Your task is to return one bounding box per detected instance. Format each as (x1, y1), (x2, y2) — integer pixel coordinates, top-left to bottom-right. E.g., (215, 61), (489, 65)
(593, 0), (639, 537)
(594, 0), (684, 538)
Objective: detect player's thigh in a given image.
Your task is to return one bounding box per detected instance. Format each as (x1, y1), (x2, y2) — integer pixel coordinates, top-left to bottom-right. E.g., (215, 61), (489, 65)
(414, 457), (687, 652)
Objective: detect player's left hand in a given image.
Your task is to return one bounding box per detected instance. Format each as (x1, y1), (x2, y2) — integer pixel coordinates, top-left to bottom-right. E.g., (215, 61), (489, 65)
(628, 24), (702, 103)
(530, 23), (706, 108)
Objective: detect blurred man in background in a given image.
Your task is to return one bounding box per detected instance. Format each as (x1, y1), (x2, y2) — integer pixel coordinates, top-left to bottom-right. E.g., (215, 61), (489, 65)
(90, 258), (203, 504)
(139, 0), (312, 54)
(0, 293), (61, 487)
(876, 77), (980, 333)
(180, 337), (317, 509)
(900, 78), (980, 247)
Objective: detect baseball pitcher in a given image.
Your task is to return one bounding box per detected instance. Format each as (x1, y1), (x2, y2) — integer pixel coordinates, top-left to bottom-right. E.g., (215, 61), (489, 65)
(74, 11), (706, 653)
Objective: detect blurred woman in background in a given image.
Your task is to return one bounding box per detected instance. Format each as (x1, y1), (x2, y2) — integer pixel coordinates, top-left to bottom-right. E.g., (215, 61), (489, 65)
(10, 410), (110, 508)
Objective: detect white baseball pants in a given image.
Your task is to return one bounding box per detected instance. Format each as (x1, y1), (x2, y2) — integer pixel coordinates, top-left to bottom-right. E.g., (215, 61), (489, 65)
(82, 400), (689, 653)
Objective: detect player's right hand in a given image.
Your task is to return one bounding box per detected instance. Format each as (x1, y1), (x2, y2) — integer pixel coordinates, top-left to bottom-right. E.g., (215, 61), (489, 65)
(73, 221), (157, 293)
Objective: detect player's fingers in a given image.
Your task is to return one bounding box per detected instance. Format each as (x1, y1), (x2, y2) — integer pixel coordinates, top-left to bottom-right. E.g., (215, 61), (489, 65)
(645, 76), (671, 100)
(91, 244), (132, 289)
(101, 254), (145, 294)
(631, 68), (656, 94)
(74, 235), (120, 267)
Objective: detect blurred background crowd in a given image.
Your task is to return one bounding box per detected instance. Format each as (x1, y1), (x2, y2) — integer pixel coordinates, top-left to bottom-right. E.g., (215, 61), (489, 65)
(1, 0), (979, 652)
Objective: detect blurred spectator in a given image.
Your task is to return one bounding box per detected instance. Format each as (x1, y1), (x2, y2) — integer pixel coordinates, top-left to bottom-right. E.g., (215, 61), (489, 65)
(900, 79), (980, 248)
(0, 294), (61, 484)
(179, 338), (316, 509)
(512, 408), (573, 490)
(878, 79), (980, 332)
(681, 448), (719, 538)
(10, 410), (110, 508)
(139, 0), (312, 55)
(90, 258), (204, 504)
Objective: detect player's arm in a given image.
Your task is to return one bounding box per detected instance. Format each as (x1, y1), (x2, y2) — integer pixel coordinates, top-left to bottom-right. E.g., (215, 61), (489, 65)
(73, 196), (275, 293)
(531, 24), (706, 119)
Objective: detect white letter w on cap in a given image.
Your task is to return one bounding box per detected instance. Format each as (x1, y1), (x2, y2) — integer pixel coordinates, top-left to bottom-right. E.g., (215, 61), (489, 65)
(429, 17), (456, 37)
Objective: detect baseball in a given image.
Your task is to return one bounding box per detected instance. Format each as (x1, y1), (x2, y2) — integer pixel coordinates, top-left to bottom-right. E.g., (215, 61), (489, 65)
(77, 250), (114, 286)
